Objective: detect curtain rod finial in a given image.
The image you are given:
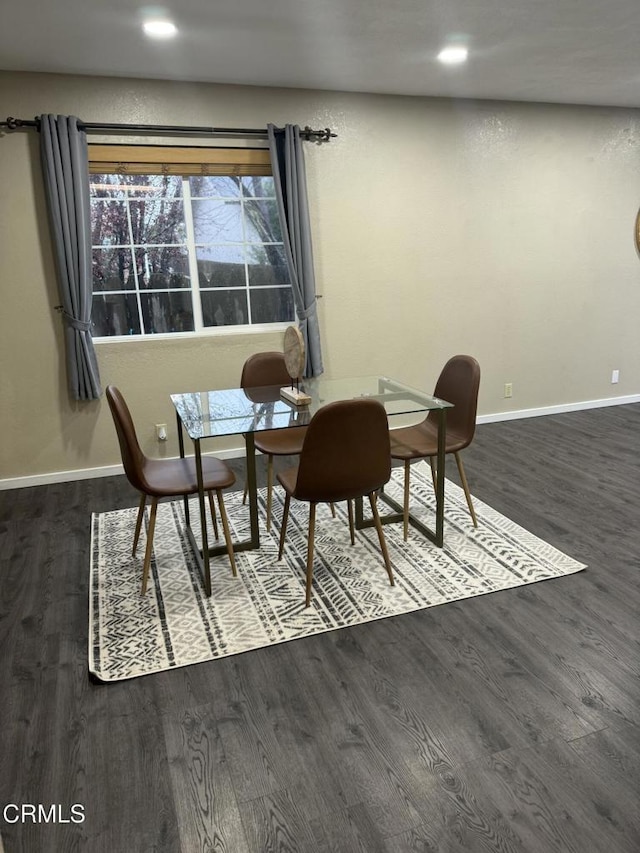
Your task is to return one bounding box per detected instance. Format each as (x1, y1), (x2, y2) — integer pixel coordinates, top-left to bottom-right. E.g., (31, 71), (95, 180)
(1, 116), (40, 131)
(302, 125), (336, 142)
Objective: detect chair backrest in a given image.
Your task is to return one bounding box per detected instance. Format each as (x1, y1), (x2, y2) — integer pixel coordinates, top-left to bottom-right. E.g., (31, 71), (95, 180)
(294, 398), (391, 503)
(241, 351), (291, 389)
(428, 354), (481, 448)
(105, 385), (149, 493)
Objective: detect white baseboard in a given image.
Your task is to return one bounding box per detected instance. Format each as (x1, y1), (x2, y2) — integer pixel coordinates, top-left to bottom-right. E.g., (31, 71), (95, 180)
(476, 393), (640, 424)
(2, 393), (639, 491)
(0, 446), (246, 491)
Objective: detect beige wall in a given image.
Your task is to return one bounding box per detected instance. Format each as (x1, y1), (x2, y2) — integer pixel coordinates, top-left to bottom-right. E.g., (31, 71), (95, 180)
(1, 70), (639, 482)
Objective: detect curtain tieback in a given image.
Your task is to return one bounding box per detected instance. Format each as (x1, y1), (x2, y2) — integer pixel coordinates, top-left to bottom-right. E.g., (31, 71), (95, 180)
(62, 311), (91, 332)
(299, 300), (317, 321)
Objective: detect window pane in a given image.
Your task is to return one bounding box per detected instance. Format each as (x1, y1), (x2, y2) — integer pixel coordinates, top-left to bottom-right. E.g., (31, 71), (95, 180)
(192, 199), (243, 242)
(92, 293), (141, 336)
(129, 199), (186, 244)
(244, 199), (282, 242)
(241, 175), (275, 197)
(189, 175), (241, 198)
(89, 174), (182, 199)
(250, 287), (295, 324)
(127, 174), (182, 198)
(91, 200), (129, 246)
(92, 247), (135, 291)
(196, 245), (245, 288)
(201, 290), (249, 327)
(134, 247), (191, 289)
(247, 245), (288, 286)
(90, 175), (128, 199)
(140, 292), (194, 333)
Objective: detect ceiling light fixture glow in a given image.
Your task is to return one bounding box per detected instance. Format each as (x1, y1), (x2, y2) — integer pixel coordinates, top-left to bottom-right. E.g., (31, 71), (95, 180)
(143, 19), (177, 39)
(437, 46), (468, 65)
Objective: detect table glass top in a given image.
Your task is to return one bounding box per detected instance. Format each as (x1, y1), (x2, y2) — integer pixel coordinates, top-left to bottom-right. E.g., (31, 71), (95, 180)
(171, 375), (452, 440)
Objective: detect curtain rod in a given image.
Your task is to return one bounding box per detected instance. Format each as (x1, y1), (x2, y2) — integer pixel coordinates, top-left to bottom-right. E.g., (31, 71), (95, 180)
(1, 116), (336, 142)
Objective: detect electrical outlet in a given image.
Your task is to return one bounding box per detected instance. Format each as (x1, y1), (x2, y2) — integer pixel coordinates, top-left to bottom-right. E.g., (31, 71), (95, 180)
(155, 423), (167, 441)
(504, 382), (513, 398)
(611, 369), (619, 384)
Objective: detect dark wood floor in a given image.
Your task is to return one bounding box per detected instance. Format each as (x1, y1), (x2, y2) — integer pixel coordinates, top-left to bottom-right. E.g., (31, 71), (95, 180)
(1, 404), (639, 853)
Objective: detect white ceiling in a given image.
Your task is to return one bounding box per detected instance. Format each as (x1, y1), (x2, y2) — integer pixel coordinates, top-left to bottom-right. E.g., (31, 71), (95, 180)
(2, 0), (640, 109)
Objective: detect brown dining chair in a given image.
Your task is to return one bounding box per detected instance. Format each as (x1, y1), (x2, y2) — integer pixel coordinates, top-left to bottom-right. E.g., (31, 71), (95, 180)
(106, 385), (237, 595)
(240, 351), (308, 532)
(277, 398), (395, 607)
(389, 355), (481, 539)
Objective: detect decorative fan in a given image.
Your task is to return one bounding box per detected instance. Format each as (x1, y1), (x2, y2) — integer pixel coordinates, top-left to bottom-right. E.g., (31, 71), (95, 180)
(280, 326), (311, 405)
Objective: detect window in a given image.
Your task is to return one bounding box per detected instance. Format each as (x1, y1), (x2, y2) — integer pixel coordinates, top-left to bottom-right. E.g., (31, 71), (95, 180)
(88, 145), (294, 338)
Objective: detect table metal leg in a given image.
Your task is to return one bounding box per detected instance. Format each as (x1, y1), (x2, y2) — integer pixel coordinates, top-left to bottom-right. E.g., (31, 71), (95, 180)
(355, 410), (447, 547)
(245, 432), (260, 549)
(186, 431), (262, 597)
(192, 439), (211, 596)
(176, 410), (190, 527)
(434, 408), (446, 547)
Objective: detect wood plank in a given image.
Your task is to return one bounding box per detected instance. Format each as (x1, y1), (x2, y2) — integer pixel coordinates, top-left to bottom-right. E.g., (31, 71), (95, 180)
(161, 707), (252, 853)
(237, 788), (319, 852)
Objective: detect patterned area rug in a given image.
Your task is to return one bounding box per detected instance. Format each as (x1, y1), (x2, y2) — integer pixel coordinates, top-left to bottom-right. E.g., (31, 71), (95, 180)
(89, 467), (586, 681)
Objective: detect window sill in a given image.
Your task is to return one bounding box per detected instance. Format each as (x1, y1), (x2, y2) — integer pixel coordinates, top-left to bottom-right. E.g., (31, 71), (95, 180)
(93, 322), (291, 345)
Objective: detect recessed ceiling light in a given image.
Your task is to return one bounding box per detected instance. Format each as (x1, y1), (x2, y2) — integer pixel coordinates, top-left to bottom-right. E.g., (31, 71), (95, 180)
(437, 46), (468, 65)
(143, 19), (177, 39)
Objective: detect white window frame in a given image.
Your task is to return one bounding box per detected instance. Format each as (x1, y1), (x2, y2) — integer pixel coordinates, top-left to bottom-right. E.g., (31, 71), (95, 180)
(88, 145), (294, 343)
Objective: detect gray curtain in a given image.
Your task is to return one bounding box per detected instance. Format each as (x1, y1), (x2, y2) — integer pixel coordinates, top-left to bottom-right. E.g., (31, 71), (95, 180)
(40, 114), (101, 401)
(267, 124), (323, 377)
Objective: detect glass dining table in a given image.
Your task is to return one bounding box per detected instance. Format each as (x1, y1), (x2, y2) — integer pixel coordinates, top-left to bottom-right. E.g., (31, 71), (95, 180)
(172, 375), (453, 596)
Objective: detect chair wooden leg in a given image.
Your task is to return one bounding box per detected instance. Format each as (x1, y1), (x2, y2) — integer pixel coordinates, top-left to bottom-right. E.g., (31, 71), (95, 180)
(330, 502), (336, 517)
(216, 489), (237, 577)
(305, 503), (316, 607)
(369, 493), (394, 586)
(278, 493), (291, 560)
(266, 455), (274, 532)
(206, 490), (220, 539)
(132, 493), (146, 556)
(347, 499), (355, 545)
(455, 452), (478, 527)
(141, 497), (158, 595)
(403, 460), (411, 541)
